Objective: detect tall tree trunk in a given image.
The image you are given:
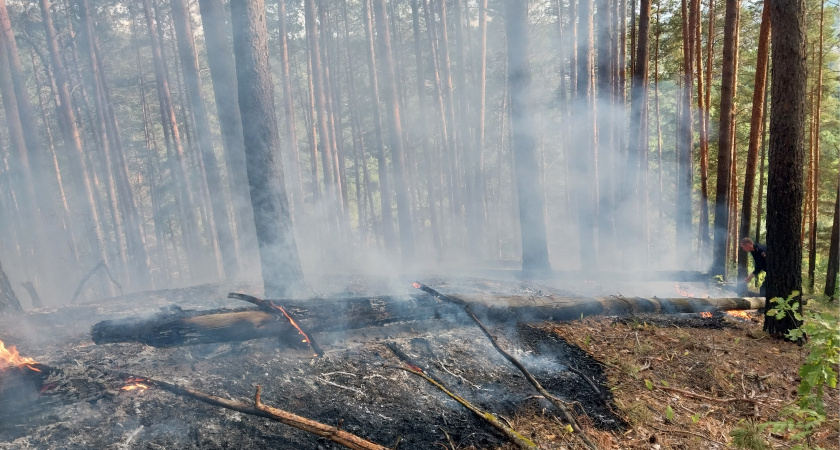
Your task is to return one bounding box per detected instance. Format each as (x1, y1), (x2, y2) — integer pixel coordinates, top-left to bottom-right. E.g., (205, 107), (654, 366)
(170, 0), (239, 280)
(627, 0), (651, 262)
(596, 0), (616, 263)
(711, 0), (740, 277)
(362, 0), (395, 250)
(196, 0), (258, 267)
(505, 0), (551, 272)
(140, 0), (209, 281)
(694, 0), (710, 265)
(372, 0), (415, 261)
(764, 0), (806, 337)
(230, 0), (304, 298)
(277, 0), (304, 218)
(825, 184), (839, 300)
(675, 0), (694, 254)
(575, 0), (597, 269)
(737, 0), (770, 281)
(807, 0), (823, 293)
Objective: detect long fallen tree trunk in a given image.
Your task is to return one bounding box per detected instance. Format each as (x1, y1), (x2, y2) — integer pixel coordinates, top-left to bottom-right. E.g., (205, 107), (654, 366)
(91, 292), (764, 348)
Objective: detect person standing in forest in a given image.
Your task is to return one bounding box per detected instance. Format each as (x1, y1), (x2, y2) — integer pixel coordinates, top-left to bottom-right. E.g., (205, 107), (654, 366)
(740, 237), (768, 297)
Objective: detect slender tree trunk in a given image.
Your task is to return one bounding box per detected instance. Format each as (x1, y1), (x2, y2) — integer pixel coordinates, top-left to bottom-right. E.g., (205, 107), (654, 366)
(505, 0), (551, 272)
(737, 0), (770, 281)
(596, 0), (616, 263)
(755, 67), (769, 243)
(277, 0), (304, 218)
(170, 0), (239, 279)
(711, 0), (740, 276)
(576, 0), (597, 269)
(627, 0), (651, 262)
(825, 184), (839, 300)
(372, 0), (415, 261)
(675, 0), (694, 255)
(764, 0), (806, 336)
(230, 0), (304, 298)
(807, 0), (823, 293)
(694, 0), (710, 265)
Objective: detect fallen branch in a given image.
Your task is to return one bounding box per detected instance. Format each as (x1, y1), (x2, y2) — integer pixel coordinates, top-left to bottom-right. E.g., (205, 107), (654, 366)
(652, 426), (728, 447)
(107, 369), (389, 450)
(20, 281), (42, 308)
(71, 260), (122, 304)
(655, 385), (759, 404)
(228, 293), (324, 357)
(386, 362), (537, 449)
(415, 283), (598, 450)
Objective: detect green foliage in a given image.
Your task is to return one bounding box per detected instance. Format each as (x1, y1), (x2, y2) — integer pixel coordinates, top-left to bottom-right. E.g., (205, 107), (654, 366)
(730, 419), (771, 450)
(760, 291), (839, 447)
(664, 405), (674, 422)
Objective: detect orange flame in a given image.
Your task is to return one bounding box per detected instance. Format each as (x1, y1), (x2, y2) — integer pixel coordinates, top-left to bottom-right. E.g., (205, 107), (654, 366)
(412, 282), (422, 289)
(0, 339), (40, 372)
(121, 377), (150, 391)
(726, 310), (752, 320)
(675, 284), (695, 298)
(699, 311), (713, 318)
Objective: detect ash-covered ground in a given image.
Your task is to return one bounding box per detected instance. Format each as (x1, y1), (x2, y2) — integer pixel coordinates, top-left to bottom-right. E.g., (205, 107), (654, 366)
(0, 276), (727, 449)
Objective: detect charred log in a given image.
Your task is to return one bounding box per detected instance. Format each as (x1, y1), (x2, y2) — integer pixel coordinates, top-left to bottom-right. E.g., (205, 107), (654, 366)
(228, 293), (324, 356)
(91, 307), (304, 348)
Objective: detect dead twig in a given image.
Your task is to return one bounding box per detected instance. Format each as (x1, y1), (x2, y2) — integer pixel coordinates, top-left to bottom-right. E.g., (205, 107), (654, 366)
(387, 363), (538, 449)
(228, 292), (324, 357)
(652, 426), (727, 447)
(655, 385), (759, 404)
(106, 369), (388, 450)
(415, 283), (599, 450)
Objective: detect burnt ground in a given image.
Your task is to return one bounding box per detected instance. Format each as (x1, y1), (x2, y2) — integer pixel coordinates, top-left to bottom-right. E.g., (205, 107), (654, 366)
(2, 278), (835, 449)
(0, 279), (622, 450)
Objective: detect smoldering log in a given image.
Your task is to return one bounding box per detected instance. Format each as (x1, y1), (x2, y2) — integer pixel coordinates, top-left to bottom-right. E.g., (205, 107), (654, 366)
(91, 307), (305, 348)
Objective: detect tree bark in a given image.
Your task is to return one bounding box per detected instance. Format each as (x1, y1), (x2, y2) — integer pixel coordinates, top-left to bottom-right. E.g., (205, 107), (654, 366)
(627, 0), (651, 262)
(825, 184), (839, 300)
(277, 0), (304, 217)
(711, 0), (740, 277)
(505, 0), (551, 272)
(764, 0), (806, 336)
(230, 0), (305, 298)
(737, 0), (770, 281)
(575, 0), (596, 269)
(806, 0), (823, 293)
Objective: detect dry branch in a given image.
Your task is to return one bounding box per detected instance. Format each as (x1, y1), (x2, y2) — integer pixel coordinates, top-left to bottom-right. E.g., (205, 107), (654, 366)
(228, 293), (324, 356)
(20, 281), (42, 308)
(655, 385), (759, 404)
(415, 283), (599, 450)
(386, 362), (538, 450)
(107, 369), (389, 450)
(71, 260), (122, 304)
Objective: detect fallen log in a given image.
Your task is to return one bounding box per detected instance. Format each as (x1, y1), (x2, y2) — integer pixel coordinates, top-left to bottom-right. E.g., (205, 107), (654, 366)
(91, 307), (305, 348)
(106, 369), (390, 450)
(229, 293), (324, 357)
(91, 292), (763, 348)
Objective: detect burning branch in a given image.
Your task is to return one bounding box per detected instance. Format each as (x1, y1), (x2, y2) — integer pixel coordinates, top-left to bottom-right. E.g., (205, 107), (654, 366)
(228, 293), (324, 357)
(106, 369), (389, 450)
(384, 346), (537, 450)
(414, 283), (599, 450)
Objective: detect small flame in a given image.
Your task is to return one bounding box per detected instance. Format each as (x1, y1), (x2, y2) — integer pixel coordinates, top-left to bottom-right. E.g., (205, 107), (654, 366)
(726, 310), (752, 320)
(699, 311), (713, 318)
(0, 339), (40, 371)
(412, 282), (422, 289)
(675, 284), (695, 298)
(121, 377), (150, 391)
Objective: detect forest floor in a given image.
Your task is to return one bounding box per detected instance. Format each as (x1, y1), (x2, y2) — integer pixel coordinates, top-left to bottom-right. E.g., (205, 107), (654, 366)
(503, 305), (840, 449)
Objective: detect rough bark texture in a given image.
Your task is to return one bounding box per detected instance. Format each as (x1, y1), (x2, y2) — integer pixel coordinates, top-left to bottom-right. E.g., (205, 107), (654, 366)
(505, 1), (551, 272)
(628, 0), (651, 261)
(230, 0), (305, 298)
(764, 0), (806, 336)
(0, 258), (22, 313)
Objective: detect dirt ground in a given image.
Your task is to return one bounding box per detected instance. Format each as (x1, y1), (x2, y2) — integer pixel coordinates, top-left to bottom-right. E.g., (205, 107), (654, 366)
(505, 311), (840, 450)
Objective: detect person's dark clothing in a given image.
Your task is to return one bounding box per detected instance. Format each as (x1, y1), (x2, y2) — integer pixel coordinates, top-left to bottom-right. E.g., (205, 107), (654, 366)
(750, 243), (768, 276)
(749, 243), (768, 297)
